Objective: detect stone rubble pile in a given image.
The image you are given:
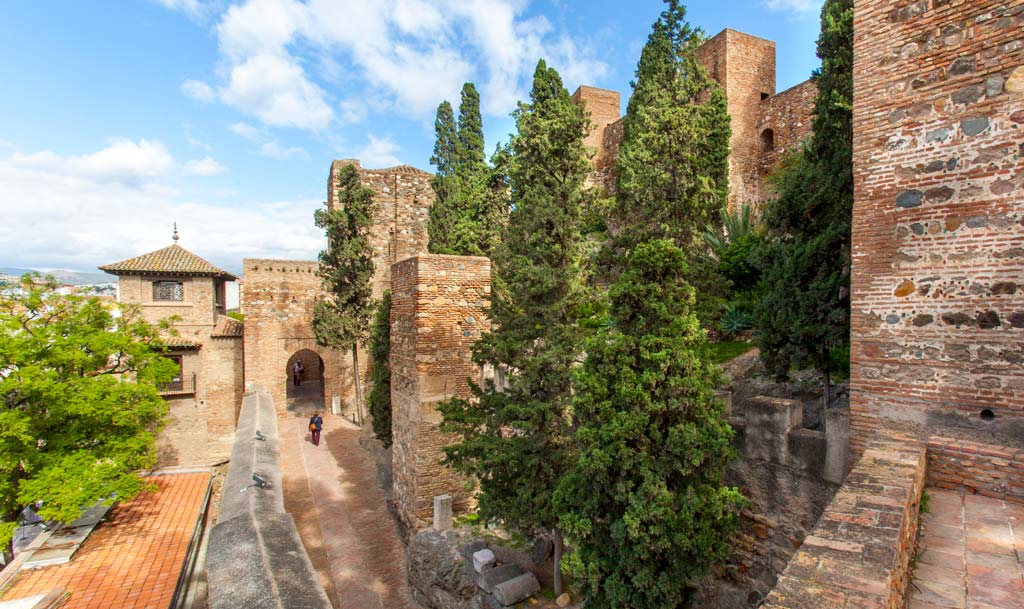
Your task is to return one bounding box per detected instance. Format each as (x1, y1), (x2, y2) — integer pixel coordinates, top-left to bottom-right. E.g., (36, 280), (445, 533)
(470, 547), (541, 607)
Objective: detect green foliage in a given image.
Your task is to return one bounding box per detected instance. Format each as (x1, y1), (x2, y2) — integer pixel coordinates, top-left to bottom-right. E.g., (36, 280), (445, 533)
(615, 0), (731, 250)
(439, 61), (591, 541)
(0, 275), (175, 550)
(704, 204), (763, 294)
(556, 241), (745, 609)
(428, 85), (510, 257)
(367, 292), (392, 447)
(754, 0), (853, 383)
(226, 311), (243, 321)
(312, 163), (377, 352)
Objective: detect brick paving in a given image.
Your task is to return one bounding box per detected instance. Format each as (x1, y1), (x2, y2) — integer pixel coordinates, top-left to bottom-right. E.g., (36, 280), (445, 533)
(278, 410), (419, 609)
(0, 472), (209, 609)
(909, 488), (1024, 609)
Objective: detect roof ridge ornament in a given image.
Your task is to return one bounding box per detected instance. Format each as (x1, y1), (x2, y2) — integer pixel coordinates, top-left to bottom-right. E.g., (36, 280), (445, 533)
(173, 223), (179, 243)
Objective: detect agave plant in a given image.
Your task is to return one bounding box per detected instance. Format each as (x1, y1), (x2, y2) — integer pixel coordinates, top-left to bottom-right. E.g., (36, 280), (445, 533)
(703, 203), (757, 259)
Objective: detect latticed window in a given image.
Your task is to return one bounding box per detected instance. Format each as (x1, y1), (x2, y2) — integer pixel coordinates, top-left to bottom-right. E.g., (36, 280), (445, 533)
(153, 280), (184, 301)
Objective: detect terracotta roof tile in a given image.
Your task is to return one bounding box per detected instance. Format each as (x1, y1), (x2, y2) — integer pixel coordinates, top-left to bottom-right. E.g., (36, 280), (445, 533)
(0, 472), (211, 609)
(99, 244), (237, 280)
(211, 315), (243, 338)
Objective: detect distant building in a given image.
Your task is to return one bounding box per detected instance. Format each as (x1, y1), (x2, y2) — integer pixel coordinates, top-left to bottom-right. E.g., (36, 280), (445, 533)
(100, 231), (243, 466)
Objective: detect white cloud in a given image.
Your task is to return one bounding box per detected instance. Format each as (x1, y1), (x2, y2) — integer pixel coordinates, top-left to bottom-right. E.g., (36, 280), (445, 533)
(259, 141), (309, 160)
(184, 124), (213, 152)
(179, 0), (608, 133)
(182, 79), (217, 102)
(154, 0), (205, 17)
(229, 121), (263, 141)
(763, 0), (822, 13)
(184, 156), (227, 175)
(8, 139), (175, 183)
(0, 152), (322, 272)
(219, 53), (333, 130)
(356, 135), (401, 167)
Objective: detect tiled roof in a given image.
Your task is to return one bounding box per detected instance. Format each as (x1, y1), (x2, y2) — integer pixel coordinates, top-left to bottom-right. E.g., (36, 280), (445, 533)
(363, 164), (432, 176)
(0, 472), (211, 609)
(99, 244), (237, 280)
(211, 315), (243, 338)
(161, 336), (202, 349)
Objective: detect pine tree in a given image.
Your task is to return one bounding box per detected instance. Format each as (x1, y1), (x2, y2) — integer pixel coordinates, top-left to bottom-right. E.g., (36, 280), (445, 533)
(313, 163), (377, 424)
(427, 84), (507, 257)
(439, 61), (591, 596)
(556, 241), (745, 609)
(366, 292), (392, 447)
(615, 0), (731, 250)
(754, 0), (853, 406)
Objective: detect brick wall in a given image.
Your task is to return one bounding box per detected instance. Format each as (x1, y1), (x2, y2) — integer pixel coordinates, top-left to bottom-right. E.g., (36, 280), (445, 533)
(241, 259), (347, 415)
(572, 86), (621, 192)
(753, 79), (818, 204)
(390, 254), (491, 531)
(850, 0), (1024, 461)
(762, 436), (927, 609)
(926, 436), (1024, 502)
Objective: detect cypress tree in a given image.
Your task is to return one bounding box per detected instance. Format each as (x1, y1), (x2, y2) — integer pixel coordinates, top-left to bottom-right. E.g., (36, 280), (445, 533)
(439, 60), (590, 596)
(427, 84), (507, 257)
(556, 240), (744, 609)
(312, 163), (377, 424)
(456, 83), (486, 172)
(754, 0), (853, 406)
(366, 291), (392, 447)
(615, 0), (731, 249)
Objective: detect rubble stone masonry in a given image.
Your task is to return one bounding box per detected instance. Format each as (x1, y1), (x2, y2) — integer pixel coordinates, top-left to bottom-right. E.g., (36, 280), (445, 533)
(390, 255), (490, 531)
(850, 0), (1024, 471)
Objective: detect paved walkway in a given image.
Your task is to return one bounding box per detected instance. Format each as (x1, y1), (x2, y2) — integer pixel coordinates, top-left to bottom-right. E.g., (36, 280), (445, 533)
(278, 409), (419, 609)
(908, 488), (1024, 609)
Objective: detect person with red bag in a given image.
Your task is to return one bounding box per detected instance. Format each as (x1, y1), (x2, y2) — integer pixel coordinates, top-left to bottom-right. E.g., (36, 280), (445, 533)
(308, 411), (323, 446)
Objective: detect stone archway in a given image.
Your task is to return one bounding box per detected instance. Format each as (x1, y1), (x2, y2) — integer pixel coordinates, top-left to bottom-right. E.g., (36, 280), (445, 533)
(286, 349), (325, 410)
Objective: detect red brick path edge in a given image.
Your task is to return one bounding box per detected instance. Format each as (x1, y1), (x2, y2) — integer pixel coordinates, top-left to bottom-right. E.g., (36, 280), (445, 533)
(763, 436), (927, 609)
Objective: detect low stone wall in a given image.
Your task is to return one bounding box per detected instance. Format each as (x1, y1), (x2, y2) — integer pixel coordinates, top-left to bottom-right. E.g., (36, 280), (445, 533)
(763, 435), (926, 609)
(206, 391), (333, 609)
(926, 436), (1024, 503)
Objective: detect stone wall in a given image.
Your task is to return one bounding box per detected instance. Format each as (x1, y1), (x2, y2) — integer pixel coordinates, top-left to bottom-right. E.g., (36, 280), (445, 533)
(329, 160), (434, 298)
(926, 435), (1024, 502)
(752, 79), (818, 205)
(241, 259), (346, 415)
(572, 86), (621, 192)
(390, 254), (491, 531)
(849, 0), (1024, 462)
(762, 436), (927, 609)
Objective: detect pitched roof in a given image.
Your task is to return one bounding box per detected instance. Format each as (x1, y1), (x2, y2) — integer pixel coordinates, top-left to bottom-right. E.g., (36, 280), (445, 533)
(211, 315), (243, 338)
(99, 244), (237, 280)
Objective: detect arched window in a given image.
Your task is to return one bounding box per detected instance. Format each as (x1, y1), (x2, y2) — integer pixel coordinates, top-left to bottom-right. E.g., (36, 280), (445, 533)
(760, 128), (775, 152)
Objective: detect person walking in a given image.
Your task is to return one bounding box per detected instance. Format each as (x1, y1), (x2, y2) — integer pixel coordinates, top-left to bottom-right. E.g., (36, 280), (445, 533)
(293, 360), (302, 387)
(309, 411), (323, 446)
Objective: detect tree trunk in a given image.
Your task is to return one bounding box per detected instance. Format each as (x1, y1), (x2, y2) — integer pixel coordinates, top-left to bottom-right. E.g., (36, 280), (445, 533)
(352, 345), (364, 426)
(553, 528), (564, 597)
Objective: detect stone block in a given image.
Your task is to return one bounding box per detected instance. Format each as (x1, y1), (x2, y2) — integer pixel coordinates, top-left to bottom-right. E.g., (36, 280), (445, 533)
(478, 564), (524, 594)
(531, 536), (553, 564)
(433, 495), (453, 531)
(825, 408), (850, 484)
(492, 572), (541, 606)
(473, 548), (496, 573)
(744, 396), (802, 465)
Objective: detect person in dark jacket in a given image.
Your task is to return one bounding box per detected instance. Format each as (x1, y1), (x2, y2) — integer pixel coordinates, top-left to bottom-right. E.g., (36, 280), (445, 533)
(309, 411), (323, 446)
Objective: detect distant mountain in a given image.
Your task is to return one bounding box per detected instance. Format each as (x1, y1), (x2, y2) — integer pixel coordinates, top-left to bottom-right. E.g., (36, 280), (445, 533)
(0, 268), (114, 285)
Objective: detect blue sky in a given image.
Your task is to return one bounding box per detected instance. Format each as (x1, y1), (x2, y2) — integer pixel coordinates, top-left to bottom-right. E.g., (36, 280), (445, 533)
(0, 0), (823, 274)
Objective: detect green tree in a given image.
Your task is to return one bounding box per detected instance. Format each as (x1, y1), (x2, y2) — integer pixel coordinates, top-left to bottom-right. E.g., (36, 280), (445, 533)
(428, 84), (509, 258)
(455, 83), (486, 172)
(754, 0), (853, 407)
(615, 0), (731, 250)
(439, 60), (591, 596)
(366, 291), (392, 447)
(556, 241), (745, 609)
(313, 164), (377, 424)
(0, 275), (175, 559)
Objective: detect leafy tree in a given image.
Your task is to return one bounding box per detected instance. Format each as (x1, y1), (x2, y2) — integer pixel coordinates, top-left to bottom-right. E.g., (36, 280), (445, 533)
(313, 163), (377, 424)
(428, 85), (509, 258)
(439, 60), (591, 596)
(0, 275), (175, 559)
(366, 292), (392, 447)
(615, 0), (731, 250)
(556, 241), (745, 609)
(754, 0), (853, 407)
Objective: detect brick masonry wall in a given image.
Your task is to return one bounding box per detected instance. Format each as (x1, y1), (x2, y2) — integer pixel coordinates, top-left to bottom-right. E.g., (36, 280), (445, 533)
(390, 254), (491, 531)
(926, 436), (1024, 502)
(572, 86), (621, 192)
(850, 0), (1024, 462)
(753, 79), (818, 204)
(763, 436), (927, 609)
(241, 259), (346, 415)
